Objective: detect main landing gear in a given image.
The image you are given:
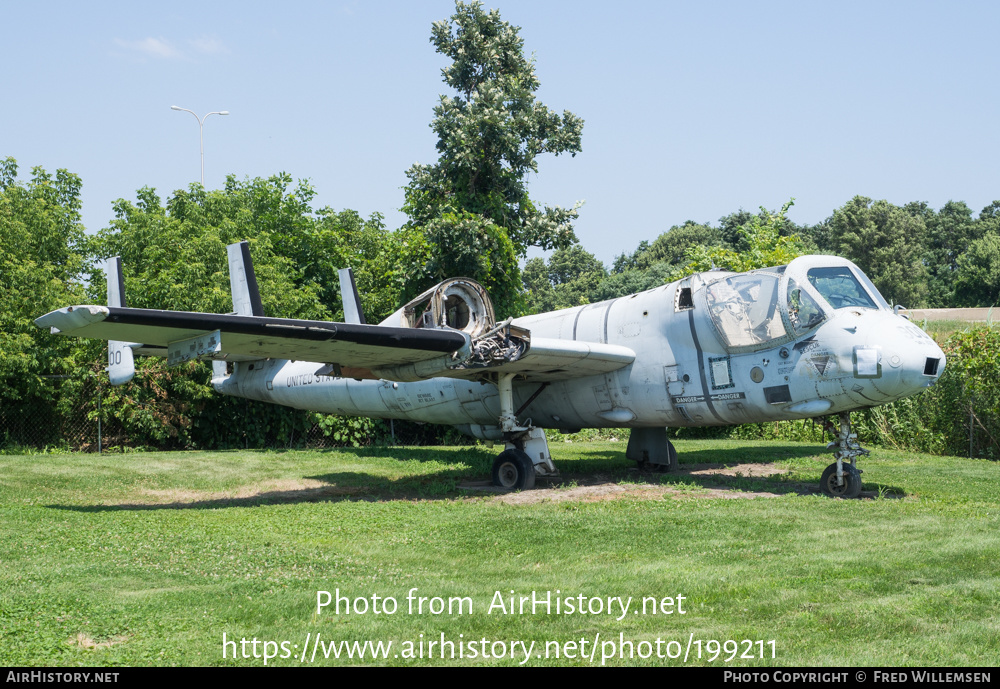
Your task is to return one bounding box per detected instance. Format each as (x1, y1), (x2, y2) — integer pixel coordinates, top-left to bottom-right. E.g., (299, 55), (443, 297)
(490, 373), (558, 490)
(821, 412), (868, 499)
(492, 448), (536, 490)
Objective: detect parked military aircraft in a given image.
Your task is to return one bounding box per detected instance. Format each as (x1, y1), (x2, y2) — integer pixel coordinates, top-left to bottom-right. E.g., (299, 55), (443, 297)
(35, 242), (946, 498)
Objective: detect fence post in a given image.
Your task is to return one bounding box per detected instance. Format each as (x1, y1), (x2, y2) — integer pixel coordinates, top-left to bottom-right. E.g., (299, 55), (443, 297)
(97, 381), (102, 454)
(969, 404), (974, 459)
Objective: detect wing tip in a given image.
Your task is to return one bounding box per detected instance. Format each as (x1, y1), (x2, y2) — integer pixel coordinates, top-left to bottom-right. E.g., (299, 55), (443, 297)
(34, 305), (111, 332)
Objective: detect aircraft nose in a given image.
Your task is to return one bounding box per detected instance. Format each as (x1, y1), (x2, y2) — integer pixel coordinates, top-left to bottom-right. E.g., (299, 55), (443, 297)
(880, 321), (946, 398)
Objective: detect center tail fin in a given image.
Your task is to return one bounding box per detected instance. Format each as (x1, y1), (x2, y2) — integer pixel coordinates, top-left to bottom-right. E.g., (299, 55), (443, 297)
(338, 267), (366, 324)
(227, 241), (265, 317)
(215, 241), (267, 385)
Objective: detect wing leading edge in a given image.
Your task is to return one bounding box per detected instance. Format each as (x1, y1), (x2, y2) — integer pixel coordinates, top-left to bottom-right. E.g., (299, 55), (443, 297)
(36, 242), (634, 384)
(35, 305), (468, 369)
(35, 304), (635, 383)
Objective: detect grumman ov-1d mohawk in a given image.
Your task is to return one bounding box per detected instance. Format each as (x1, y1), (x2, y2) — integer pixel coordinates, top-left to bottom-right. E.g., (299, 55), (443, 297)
(36, 242), (946, 498)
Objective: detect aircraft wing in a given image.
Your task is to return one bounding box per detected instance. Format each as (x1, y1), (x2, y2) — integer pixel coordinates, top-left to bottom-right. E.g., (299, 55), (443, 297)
(35, 305), (635, 382)
(446, 337), (636, 382)
(35, 305), (468, 370)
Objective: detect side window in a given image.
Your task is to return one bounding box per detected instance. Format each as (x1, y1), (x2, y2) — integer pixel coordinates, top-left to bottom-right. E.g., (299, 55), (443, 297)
(706, 274), (786, 349)
(786, 278), (825, 335)
(674, 279), (693, 311)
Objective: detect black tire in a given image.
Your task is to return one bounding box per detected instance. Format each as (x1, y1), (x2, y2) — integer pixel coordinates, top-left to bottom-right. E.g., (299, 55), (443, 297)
(820, 462), (862, 499)
(491, 449), (536, 490)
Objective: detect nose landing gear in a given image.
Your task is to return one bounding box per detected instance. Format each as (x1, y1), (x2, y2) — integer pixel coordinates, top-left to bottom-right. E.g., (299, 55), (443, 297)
(821, 412), (868, 499)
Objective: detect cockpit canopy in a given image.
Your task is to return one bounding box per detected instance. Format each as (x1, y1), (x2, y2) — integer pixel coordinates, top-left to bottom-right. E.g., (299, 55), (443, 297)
(702, 256), (889, 353)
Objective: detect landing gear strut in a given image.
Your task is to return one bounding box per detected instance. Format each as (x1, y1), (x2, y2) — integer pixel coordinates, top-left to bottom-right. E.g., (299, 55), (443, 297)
(626, 427), (678, 472)
(490, 373), (558, 489)
(821, 411), (868, 499)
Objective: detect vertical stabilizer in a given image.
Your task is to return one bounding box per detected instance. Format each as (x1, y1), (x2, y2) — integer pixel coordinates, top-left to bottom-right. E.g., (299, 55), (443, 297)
(105, 257), (136, 386)
(338, 267), (366, 324)
(227, 241), (265, 317)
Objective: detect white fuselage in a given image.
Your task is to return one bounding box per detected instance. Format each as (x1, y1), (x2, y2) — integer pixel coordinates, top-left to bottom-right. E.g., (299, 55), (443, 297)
(214, 263), (946, 435)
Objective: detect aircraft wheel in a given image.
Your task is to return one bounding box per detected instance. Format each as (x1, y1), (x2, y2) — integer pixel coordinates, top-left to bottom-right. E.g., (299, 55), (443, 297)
(820, 462), (862, 499)
(492, 449), (536, 490)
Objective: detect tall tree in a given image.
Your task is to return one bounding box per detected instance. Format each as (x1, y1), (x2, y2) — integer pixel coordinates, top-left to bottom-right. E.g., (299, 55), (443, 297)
(826, 196), (928, 307)
(686, 200), (804, 273)
(0, 158), (89, 445)
(401, 0), (584, 316)
(910, 200), (982, 307)
(718, 207), (804, 252)
(86, 175), (404, 448)
(954, 232), (1000, 307)
(635, 221), (723, 269)
(522, 246), (606, 314)
(979, 200), (1000, 235)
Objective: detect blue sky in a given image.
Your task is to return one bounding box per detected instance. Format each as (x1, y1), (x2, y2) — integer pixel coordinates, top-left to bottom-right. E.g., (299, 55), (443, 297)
(4, 1), (998, 265)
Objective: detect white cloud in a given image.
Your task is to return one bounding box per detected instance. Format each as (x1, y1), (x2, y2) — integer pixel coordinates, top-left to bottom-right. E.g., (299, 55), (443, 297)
(188, 36), (229, 56)
(112, 36), (229, 60)
(114, 37), (183, 60)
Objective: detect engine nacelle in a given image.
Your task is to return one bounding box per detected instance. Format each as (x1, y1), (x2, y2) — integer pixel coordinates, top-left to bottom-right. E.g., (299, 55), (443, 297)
(371, 277), (530, 383)
(379, 277), (496, 338)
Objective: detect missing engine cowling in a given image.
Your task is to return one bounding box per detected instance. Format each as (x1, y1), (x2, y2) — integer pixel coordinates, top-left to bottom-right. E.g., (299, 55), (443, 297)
(380, 278), (496, 338)
(374, 277), (530, 381)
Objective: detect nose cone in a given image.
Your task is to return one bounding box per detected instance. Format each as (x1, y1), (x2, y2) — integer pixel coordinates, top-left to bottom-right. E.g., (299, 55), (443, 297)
(878, 319), (946, 399)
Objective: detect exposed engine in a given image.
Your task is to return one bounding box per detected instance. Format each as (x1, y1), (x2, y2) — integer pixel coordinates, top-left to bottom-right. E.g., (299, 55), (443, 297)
(380, 278), (496, 337)
(376, 277), (529, 378)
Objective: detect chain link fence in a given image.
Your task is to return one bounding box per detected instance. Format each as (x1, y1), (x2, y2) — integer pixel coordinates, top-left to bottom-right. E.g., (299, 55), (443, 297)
(3, 358), (997, 457)
(1, 373), (456, 453)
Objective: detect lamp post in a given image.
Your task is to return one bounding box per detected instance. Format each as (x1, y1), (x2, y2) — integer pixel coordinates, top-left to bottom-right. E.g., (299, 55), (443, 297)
(170, 106), (229, 186)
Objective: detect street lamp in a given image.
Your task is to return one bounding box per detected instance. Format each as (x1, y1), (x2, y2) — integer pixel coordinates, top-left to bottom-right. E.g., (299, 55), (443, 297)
(170, 105), (229, 186)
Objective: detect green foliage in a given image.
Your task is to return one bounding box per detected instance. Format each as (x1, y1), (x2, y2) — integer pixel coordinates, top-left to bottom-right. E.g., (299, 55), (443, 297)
(520, 257), (556, 313)
(312, 414), (389, 448)
(590, 262), (679, 302)
(0, 158), (90, 445)
(979, 200), (1000, 235)
(953, 232), (1000, 307)
(309, 208), (404, 324)
(936, 326), (1000, 457)
(634, 222), (722, 270)
(685, 199), (804, 273)
(718, 207), (805, 253)
(92, 176), (344, 319)
(522, 245), (606, 314)
(399, 210), (523, 317)
(82, 174), (408, 449)
(402, 0), (584, 317)
(899, 200), (983, 308)
(824, 196), (928, 307)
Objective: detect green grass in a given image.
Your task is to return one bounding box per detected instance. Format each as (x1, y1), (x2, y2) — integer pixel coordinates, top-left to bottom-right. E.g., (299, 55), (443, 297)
(1, 440), (998, 666)
(921, 318), (998, 343)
